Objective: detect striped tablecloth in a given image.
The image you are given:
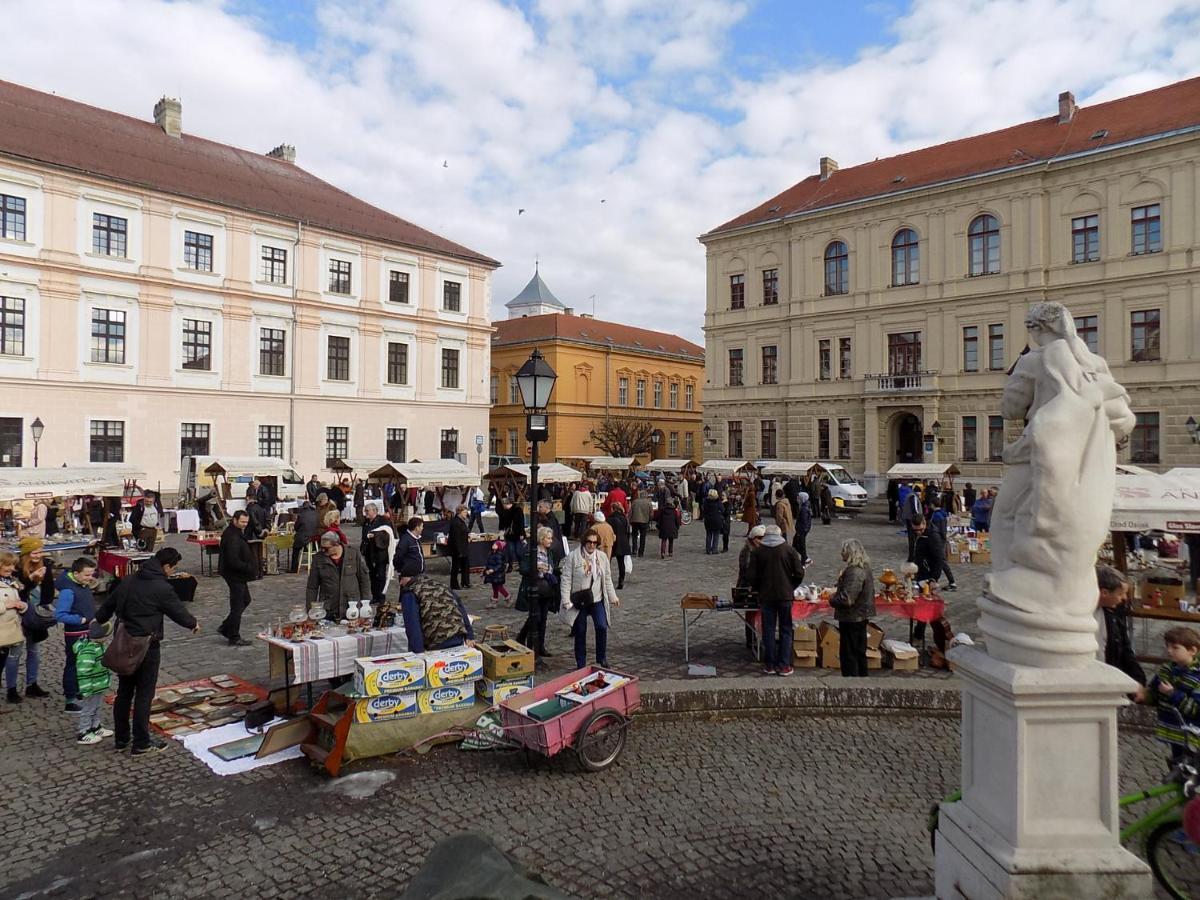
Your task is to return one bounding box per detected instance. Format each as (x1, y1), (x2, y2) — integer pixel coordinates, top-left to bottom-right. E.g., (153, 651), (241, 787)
(259, 627), (410, 685)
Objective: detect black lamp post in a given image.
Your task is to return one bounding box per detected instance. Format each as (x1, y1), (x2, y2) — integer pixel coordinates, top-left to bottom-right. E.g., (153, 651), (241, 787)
(30, 417), (44, 468)
(516, 348), (557, 633)
(650, 430), (660, 460)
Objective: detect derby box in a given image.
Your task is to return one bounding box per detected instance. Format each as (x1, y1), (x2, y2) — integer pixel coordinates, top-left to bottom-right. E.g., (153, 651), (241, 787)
(352, 693), (419, 723)
(354, 654), (428, 696)
(424, 645), (484, 688)
(417, 682), (478, 715)
(477, 675), (535, 704)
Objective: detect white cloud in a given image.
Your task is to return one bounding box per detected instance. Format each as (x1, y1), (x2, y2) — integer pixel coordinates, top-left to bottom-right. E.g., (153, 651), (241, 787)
(1, 0), (1199, 345)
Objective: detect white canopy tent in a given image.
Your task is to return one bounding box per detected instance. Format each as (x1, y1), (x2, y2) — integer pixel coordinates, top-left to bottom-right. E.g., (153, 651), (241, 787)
(641, 459), (695, 473)
(330, 458), (391, 477)
(367, 460), (477, 487)
(1165, 467), (1200, 481)
(1111, 473), (1200, 533)
(885, 463), (961, 481)
(697, 459), (757, 477)
(760, 460), (820, 478)
(0, 466), (145, 501)
(490, 462), (582, 484)
(562, 456), (637, 472)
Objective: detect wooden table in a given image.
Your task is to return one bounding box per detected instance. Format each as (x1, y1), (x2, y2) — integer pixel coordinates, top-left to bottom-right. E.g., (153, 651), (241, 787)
(1130, 604), (1200, 662)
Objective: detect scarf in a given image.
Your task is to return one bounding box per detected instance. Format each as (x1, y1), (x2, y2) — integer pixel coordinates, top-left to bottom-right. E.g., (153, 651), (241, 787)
(369, 524), (398, 595)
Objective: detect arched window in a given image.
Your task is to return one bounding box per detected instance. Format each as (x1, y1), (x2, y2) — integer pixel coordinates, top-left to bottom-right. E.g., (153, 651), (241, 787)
(968, 214), (1000, 276)
(891, 228), (919, 286)
(824, 241), (848, 295)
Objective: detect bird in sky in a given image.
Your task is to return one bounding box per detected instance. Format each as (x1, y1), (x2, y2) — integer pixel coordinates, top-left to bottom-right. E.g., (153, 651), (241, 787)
(518, 209), (525, 215)
(442, 160), (448, 168)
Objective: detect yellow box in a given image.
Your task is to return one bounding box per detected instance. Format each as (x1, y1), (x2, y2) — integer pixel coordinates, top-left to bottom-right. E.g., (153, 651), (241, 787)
(417, 682), (478, 715)
(352, 693), (419, 723)
(424, 645), (484, 688)
(354, 654), (428, 696)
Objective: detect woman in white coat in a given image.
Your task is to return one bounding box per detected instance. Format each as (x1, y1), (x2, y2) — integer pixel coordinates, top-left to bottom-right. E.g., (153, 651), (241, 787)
(559, 527), (620, 668)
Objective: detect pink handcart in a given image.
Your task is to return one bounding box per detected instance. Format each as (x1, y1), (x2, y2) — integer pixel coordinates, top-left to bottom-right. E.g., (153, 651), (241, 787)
(498, 666), (640, 772)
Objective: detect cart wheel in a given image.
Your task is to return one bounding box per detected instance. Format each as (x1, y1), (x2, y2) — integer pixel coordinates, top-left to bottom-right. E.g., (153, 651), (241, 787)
(575, 708), (628, 773)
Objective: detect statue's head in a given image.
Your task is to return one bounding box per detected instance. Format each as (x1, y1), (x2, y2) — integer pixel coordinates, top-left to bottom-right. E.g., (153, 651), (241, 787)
(1025, 301), (1070, 346)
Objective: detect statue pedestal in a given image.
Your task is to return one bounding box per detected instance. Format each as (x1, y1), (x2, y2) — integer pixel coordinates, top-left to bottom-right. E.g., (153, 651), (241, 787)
(935, 647), (1151, 899)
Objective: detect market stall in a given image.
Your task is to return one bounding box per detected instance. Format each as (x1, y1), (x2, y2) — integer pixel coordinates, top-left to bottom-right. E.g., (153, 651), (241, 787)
(885, 462), (961, 484)
(0, 466), (144, 552)
(560, 456), (638, 478)
(696, 459), (758, 478)
(486, 462), (581, 503)
(641, 459), (695, 476)
(369, 460), (493, 566)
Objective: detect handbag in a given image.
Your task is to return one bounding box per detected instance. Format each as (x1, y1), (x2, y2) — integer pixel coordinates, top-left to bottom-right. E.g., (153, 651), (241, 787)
(101, 620), (152, 676)
(21, 601), (57, 637)
(570, 575), (596, 613)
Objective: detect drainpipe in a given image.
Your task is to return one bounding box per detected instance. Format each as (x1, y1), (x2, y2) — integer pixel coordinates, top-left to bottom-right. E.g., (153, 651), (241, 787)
(288, 220), (301, 466)
(604, 339), (612, 416)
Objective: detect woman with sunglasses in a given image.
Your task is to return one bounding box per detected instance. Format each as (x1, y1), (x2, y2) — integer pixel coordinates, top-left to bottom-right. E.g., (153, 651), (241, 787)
(559, 528), (620, 669)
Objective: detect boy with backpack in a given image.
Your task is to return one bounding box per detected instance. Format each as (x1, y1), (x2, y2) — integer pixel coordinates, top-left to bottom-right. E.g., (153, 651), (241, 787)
(1146, 626), (1200, 765)
(74, 619), (113, 745)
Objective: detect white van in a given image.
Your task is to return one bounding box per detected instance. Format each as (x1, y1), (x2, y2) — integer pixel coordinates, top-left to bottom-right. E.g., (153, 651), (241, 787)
(759, 460), (870, 511)
(178, 456), (306, 503)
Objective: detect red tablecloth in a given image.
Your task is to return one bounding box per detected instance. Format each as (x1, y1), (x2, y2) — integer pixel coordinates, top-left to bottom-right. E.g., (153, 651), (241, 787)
(747, 595), (945, 625)
(98, 550), (150, 579)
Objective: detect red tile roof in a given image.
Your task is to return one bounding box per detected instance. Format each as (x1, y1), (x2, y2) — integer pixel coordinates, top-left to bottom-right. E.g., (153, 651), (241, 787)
(706, 76), (1200, 238)
(0, 79), (497, 267)
(493, 312), (704, 359)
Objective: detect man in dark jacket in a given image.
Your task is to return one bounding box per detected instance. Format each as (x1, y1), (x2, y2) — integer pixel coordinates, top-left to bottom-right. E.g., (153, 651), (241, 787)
(608, 503), (632, 589)
(307, 533), (372, 620)
(448, 505), (472, 590)
(306, 475), (322, 503)
(95, 548), (198, 754)
(793, 492), (813, 565)
(244, 492), (270, 540)
(1096, 564), (1146, 693)
(360, 503), (392, 602)
(290, 501), (319, 573)
(962, 482), (977, 513)
(394, 517), (426, 579)
(217, 511), (257, 646)
(910, 516), (943, 642)
(886, 480), (900, 523)
(747, 524), (805, 676)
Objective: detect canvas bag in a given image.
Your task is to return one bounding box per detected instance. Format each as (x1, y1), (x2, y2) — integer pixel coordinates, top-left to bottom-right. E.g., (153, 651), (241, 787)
(100, 589), (151, 676)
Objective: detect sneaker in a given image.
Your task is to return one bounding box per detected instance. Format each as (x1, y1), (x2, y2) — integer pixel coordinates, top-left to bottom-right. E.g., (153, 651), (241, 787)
(132, 738), (168, 755)
(7, 687), (21, 704)
(762, 666), (776, 676)
(777, 666), (795, 677)
(64, 701), (82, 713)
(945, 583), (958, 592)
(228, 638), (252, 647)
(25, 682), (49, 698)
(93, 727), (114, 739)
(76, 730), (103, 745)
(114, 740), (130, 751)
(803, 558), (814, 567)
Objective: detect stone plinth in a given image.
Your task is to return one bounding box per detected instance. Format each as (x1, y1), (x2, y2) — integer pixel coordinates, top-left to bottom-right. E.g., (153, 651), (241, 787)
(934, 646), (1152, 899)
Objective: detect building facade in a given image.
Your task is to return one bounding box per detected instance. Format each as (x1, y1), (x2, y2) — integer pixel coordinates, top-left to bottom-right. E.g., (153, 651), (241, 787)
(0, 82), (497, 494)
(491, 272), (704, 464)
(700, 79), (1200, 492)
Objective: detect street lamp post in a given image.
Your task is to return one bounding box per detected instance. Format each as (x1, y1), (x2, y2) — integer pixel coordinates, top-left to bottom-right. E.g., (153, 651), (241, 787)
(650, 430), (660, 460)
(30, 417), (44, 468)
(515, 349), (557, 649)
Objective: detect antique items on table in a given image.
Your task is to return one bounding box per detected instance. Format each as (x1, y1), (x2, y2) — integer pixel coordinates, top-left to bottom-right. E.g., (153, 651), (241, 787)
(186, 531), (222, 576)
(145, 674), (268, 737)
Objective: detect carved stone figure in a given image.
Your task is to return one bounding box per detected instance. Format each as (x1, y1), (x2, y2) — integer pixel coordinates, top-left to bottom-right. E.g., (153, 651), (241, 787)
(979, 301), (1135, 668)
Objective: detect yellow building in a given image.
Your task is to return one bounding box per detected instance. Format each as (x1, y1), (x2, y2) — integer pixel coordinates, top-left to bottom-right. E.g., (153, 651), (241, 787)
(490, 270), (704, 464)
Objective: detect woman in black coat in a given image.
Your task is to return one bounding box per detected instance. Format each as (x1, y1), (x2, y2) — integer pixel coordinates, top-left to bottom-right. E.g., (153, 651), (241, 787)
(701, 489), (724, 555)
(503, 501), (526, 572)
(608, 503), (632, 589)
(657, 497), (682, 559)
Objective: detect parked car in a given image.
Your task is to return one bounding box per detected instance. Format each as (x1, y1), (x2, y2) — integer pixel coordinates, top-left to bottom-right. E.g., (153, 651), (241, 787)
(489, 455), (525, 469)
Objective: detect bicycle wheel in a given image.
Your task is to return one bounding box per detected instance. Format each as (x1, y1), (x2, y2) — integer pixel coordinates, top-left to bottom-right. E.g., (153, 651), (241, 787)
(1147, 820), (1200, 900)
(575, 708), (627, 772)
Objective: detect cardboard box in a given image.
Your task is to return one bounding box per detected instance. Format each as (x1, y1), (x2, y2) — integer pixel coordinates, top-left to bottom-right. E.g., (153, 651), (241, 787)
(817, 621), (840, 669)
(478, 640), (535, 680)
(883, 639), (920, 672)
(354, 653), (428, 696)
(417, 682), (479, 715)
(424, 645), (484, 688)
(866, 622), (885, 651)
(970, 549), (992, 565)
(793, 624), (817, 649)
(353, 693), (419, 723)
(478, 675), (535, 704)
(791, 649), (818, 668)
(866, 648), (882, 670)
(1140, 574), (1185, 609)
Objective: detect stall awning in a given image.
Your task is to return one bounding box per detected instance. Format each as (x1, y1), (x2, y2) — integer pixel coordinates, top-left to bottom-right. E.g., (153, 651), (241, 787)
(697, 459), (757, 476)
(640, 459), (694, 472)
(1165, 467), (1200, 481)
(0, 466), (145, 501)
(1116, 464), (1157, 476)
(201, 457), (292, 477)
(488, 463), (582, 484)
(561, 456), (637, 471)
(885, 463), (961, 480)
(760, 460), (819, 477)
(1112, 473), (1200, 533)
(330, 458), (391, 475)
(368, 460), (476, 487)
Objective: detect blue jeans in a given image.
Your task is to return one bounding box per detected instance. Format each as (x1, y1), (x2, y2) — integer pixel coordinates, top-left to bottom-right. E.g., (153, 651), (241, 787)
(63, 633), (84, 701)
(5, 640), (38, 688)
(705, 528), (720, 554)
(760, 602), (793, 669)
(571, 603), (609, 668)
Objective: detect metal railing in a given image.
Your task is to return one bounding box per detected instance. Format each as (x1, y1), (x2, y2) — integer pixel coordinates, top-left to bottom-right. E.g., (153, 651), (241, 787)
(863, 371), (938, 393)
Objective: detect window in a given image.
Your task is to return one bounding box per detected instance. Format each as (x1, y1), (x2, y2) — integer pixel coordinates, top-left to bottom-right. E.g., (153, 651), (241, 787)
(824, 241), (848, 295)
(1074, 315), (1099, 354)
(653, 379), (663, 408)
(261, 246), (287, 284)
(325, 427), (348, 469)
(988, 416), (1004, 462)
(90, 308), (126, 364)
(509, 376), (520, 405)
(328, 259), (352, 294)
(180, 318), (212, 371)
(389, 271), (410, 304)
(988, 324), (1005, 371)
(90, 420), (124, 463)
(685, 383), (694, 410)
(636, 378), (646, 407)
(887, 331), (922, 376)
(0, 417), (21, 466)
(440, 428), (459, 460)
(1131, 413), (1160, 464)
(838, 337), (852, 379)
(728, 349), (743, 387)
(180, 423), (210, 459)
(507, 428), (518, 457)
(730, 274), (745, 310)
(183, 230), (213, 272)
(728, 421), (743, 457)
(327, 336), (351, 381)
(258, 425), (284, 459)
(818, 339), (831, 381)
(259, 327), (286, 376)
(387, 342), (409, 385)
(761, 420), (777, 459)
(962, 326), (979, 372)
(817, 419), (830, 459)
(489, 374), (498, 404)
(762, 269), (778, 305)
(489, 429), (499, 456)
(669, 432), (679, 456)
(92, 213), (127, 257)
(891, 228), (919, 286)
(0, 194), (25, 241)
(1131, 204), (1161, 255)
(0, 297), (24, 356)
(618, 377), (629, 406)
(961, 416), (978, 462)
(669, 382), (678, 409)
(443, 281), (462, 312)
(1072, 215), (1099, 263)
(837, 418), (851, 459)
(968, 214), (1000, 276)
(387, 428), (407, 462)
(1130, 309), (1161, 362)
(441, 348), (460, 389)
(761, 345), (778, 385)
(684, 431), (694, 458)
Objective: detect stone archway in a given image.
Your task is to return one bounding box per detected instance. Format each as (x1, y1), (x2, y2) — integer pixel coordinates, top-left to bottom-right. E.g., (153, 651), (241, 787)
(890, 411), (924, 464)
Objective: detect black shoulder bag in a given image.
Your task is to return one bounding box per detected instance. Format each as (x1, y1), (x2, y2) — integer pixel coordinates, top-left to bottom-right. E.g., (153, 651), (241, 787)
(570, 573), (596, 613)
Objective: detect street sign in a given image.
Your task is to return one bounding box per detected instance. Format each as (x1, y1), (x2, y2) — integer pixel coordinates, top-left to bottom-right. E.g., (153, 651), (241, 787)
(475, 434), (484, 449)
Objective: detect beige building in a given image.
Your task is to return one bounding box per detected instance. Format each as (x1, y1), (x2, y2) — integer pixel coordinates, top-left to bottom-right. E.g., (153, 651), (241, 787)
(0, 81), (497, 494)
(700, 77), (1200, 492)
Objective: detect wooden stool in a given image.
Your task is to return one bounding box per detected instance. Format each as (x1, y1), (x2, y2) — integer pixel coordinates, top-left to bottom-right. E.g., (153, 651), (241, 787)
(297, 543), (315, 574)
(482, 624), (509, 642)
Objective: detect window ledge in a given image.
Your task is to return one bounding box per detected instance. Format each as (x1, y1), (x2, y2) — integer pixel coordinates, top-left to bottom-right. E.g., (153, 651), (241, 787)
(0, 238), (34, 248)
(888, 282), (920, 288)
(176, 367), (218, 375)
(84, 361), (134, 370)
(1068, 258), (1100, 265)
(255, 373), (290, 380)
(85, 251), (132, 262)
(322, 379), (355, 385)
(255, 279), (291, 288)
(1129, 357), (1163, 364)
(964, 271), (1000, 278)
(0, 354), (34, 362)
(178, 267), (219, 278)
(1128, 249), (1163, 257)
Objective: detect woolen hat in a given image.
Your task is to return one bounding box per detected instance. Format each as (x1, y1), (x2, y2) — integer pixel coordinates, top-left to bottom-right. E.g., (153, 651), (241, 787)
(749, 525), (767, 539)
(18, 536), (43, 555)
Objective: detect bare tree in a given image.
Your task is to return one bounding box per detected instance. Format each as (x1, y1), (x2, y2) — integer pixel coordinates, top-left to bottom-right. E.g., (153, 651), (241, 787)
(587, 416), (655, 458)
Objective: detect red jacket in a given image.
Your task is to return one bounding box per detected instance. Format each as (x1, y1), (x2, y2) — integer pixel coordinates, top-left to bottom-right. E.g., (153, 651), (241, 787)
(602, 487), (628, 516)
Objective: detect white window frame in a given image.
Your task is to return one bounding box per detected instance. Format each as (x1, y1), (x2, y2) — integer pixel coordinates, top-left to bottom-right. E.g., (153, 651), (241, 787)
(0, 267), (39, 378)
(170, 291), (223, 388)
(249, 302), (294, 393)
(319, 317), (359, 396)
(79, 284), (139, 384)
(321, 241), (362, 305)
(381, 254), (420, 312)
(77, 189), (142, 274)
(380, 325), (417, 400)
(436, 265), (470, 320)
(170, 207), (226, 284)
(0, 166), (44, 259)
(251, 224), (297, 297)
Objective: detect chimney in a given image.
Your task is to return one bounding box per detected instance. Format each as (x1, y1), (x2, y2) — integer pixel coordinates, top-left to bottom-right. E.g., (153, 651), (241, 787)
(153, 96), (182, 138)
(819, 156), (838, 181)
(564, 307), (575, 316)
(267, 143), (296, 164)
(1058, 91), (1076, 124)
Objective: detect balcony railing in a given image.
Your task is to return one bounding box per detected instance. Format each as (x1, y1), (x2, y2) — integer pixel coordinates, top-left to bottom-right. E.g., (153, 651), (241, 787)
(864, 371), (939, 393)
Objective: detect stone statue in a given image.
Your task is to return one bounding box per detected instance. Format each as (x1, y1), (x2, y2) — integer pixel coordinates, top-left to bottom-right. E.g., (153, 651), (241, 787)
(979, 301), (1135, 668)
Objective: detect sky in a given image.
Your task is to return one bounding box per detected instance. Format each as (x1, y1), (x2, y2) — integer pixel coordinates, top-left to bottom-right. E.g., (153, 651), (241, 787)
(4, 0), (1200, 342)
